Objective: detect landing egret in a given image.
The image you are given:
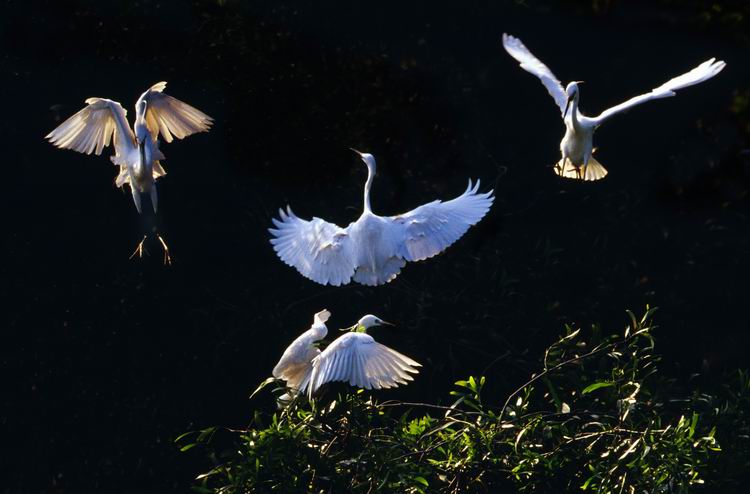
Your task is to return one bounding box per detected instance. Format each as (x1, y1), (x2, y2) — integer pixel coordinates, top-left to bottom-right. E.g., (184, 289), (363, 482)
(46, 82), (213, 213)
(502, 34), (726, 181)
(272, 309), (332, 402)
(269, 150), (494, 286)
(307, 314), (421, 398)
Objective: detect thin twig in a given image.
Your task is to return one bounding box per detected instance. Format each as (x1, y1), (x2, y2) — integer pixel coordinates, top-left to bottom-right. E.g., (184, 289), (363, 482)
(499, 331), (643, 421)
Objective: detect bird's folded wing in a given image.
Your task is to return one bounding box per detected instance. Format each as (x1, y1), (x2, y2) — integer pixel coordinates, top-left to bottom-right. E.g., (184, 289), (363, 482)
(309, 332), (421, 396)
(388, 179), (494, 262)
(273, 347), (319, 393)
(269, 207), (356, 286)
(592, 58), (726, 125)
(46, 98), (134, 157)
(138, 82), (213, 143)
(502, 33), (568, 115)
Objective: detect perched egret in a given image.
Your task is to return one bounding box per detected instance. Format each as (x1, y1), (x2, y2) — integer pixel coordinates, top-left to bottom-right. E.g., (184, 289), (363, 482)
(307, 314), (421, 398)
(272, 309), (332, 403)
(46, 82), (213, 213)
(271, 311), (420, 402)
(502, 33), (726, 181)
(269, 150), (494, 286)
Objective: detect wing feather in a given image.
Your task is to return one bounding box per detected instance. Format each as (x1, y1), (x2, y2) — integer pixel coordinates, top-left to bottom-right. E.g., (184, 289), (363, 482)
(502, 33), (568, 115)
(592, 58), (726, 125)
(269, 206), (357, 286)
(137, 81), (213, 143)
(46, 98), (134, 157)
(309, 333), (420, 396)
(388, 180), (494, 262)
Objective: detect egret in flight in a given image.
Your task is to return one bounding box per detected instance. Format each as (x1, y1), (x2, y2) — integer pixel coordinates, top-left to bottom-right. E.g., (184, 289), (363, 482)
(271, 310), (421, 401)
(502, 34), (726, 181)
(46, 82), (213, 213)
(269, 150), (494, 286)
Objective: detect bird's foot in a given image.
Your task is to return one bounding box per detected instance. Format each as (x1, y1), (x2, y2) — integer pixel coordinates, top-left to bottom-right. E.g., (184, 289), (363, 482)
(128, 234), (172, 266)
(129, 235), (148, 260)
(157, 234), (172, 266)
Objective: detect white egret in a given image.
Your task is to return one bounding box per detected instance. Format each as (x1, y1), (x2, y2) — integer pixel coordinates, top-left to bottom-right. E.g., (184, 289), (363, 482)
(307, 314), (421, 398)
(46, 82), (213, 213)
(502, 33), (726, 181)
(272, 309), (332, 402)
(269, 150), (494, 286)
(271, 311), (420, 402)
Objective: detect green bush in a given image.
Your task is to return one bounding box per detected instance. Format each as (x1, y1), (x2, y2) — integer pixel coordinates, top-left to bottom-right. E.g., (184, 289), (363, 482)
(179, 308), (750, 493)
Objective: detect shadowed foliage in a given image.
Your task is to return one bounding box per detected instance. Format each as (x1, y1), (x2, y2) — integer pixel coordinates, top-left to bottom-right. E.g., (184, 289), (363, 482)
(180, 309), (750, 493)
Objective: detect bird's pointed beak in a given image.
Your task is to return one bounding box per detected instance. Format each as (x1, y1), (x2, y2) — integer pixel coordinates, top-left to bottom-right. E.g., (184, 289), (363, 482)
(379, 320), (395, 327)
(349, 148), (364, 157)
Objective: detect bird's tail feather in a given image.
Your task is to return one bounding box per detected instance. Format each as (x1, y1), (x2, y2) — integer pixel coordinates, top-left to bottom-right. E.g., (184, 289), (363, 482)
(554, 156), (608, 182)
(352, 257), (406, 286)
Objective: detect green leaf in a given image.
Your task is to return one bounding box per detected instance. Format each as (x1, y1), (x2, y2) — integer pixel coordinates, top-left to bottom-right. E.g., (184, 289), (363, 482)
(249, 376), (278, 400)
(414, 476), (429, 487)
(582, 381), (615, 395)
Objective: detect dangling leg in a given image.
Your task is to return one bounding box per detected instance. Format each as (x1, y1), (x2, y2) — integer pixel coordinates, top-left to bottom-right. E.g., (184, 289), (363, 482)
(150, 184), (158, 214)
(129, 177), (143, 214)
(130, 235), (148, 259)
(157, 234), (172, 266)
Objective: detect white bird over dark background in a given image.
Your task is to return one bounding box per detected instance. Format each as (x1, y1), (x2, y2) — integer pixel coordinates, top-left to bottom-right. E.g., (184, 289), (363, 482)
(269, 150), (494, 286)
(272, 309), (332, 403)
(502, 33), (726, 181)
(46, 82), (213, 213)
(271, 310), (421, 402)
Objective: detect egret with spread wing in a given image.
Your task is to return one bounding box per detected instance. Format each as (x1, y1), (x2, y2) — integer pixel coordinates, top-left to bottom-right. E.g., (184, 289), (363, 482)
(46, 82), (213, 212)
(272, 312), (420, 401)
(502, 33), (725, 181)
(269, 150), (494, 286)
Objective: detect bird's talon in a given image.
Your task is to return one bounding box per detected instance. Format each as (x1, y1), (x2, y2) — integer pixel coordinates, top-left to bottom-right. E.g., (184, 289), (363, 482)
(157, 234), (172, 266)
(129, 235), (148, 260)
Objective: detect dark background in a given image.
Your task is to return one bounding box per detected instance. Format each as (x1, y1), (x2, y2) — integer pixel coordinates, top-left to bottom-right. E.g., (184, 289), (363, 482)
(2, 0), (749, 492)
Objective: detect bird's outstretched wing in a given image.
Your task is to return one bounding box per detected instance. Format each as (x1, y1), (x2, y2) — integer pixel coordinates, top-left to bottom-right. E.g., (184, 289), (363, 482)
(387, 180), (494, 262)
(46, 98), (134, 157)
(269, 207), (356, 286)
(502, 33), (567, 116)
(137, 82), (213, 143)
(591, 58), (726, 125)
(308, 332), (421, 397)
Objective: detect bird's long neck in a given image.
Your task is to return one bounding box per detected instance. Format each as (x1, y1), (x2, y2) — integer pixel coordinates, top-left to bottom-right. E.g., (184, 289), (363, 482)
(312, 325), (328, 341)
(363, 163), (375, 214)
(134, 121), (150, 176)
(567, 95), (582, 131)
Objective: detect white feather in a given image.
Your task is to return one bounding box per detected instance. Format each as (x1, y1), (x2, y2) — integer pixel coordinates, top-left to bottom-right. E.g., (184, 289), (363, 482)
(591, 58), (727, 125)
(272, 310), (330, 397)
(136, 81), (214, 143)
(269, 152), (494, 286)
(502, 33), (567, 115)
(308, 332), (421, 397)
